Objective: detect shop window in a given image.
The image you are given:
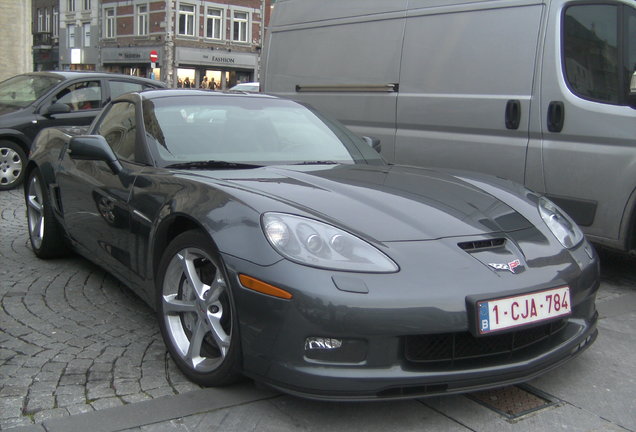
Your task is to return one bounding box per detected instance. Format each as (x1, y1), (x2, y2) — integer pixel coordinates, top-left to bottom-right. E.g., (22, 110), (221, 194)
(105, 8), (115, 38)
(232, 11), (248, 42)
(178, 4), (195, 37)
(206, 8), (223, 40)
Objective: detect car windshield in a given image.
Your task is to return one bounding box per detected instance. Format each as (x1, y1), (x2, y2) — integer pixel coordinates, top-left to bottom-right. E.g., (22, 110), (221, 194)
(0, 74), (63, 108)
(143, 95), (384, 166)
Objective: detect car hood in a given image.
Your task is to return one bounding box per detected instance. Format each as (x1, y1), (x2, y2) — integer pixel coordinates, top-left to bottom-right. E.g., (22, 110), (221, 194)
(195, 164), (534, 242)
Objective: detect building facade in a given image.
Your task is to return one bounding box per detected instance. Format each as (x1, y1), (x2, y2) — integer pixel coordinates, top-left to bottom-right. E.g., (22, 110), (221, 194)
(100, 0), (270, 89)
(0, 0), (32, 80)
(32, 0), (60, 71)
(59, 0), (100, 70)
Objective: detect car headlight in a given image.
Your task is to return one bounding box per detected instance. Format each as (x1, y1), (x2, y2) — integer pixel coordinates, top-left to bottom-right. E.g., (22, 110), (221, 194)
(262, 213), (398, 273)
(538, 197), (584, 249)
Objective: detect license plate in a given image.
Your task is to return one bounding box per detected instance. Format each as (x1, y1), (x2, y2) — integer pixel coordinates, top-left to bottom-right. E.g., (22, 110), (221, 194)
(477, 286), (571, 334)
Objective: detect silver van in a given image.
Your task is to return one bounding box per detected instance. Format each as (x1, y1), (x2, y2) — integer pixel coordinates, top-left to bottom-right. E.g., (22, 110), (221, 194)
(262, 0), (636, 254)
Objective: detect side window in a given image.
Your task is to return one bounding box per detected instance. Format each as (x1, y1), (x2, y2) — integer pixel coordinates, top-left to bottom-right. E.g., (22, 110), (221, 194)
(53, 80), (102, 111)
(97, 102), (137, 161)
(564, 4), (623, 104)
(625, 8), (636, 93)
(109, 80), (145, 100)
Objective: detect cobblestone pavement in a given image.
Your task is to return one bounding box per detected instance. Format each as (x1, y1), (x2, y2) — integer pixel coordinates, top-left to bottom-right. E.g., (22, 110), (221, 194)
(1, 189), (201, 430)
(2, 187), (635, 432)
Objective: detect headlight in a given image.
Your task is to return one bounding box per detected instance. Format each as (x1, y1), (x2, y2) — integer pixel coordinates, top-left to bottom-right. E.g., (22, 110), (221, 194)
(262, 213), (398, 273)
(538, 197), (584, 249)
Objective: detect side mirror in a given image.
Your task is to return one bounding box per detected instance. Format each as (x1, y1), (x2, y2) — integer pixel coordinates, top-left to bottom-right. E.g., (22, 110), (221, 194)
(68, 135), (123, 174)
(362, 136), (381, 153)
(629, 71), (636, 109)
(44, 103), (71, 116)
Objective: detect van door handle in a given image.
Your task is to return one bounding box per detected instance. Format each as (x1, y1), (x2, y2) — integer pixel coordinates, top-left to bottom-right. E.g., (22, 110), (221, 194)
(505, 100), (521, 130)
(547, 101), (565, 132)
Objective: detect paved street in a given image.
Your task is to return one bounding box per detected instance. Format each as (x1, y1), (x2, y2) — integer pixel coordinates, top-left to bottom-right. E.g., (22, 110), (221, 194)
(1, 187), (635, 432)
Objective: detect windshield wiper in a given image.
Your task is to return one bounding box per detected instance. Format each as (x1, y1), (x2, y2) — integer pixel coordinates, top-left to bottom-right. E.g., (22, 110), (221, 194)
(293, 160), (338, 165)
(165, 160), (262, 170)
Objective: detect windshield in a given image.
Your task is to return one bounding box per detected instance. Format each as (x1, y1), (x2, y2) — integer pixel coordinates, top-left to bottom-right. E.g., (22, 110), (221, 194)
(143, 95), (384, 166)
(0, 74), (63, 108)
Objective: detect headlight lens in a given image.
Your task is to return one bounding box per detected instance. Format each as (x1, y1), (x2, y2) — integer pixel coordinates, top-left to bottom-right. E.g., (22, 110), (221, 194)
(262, 213), (398, 272)
(538, 197), (584, 249)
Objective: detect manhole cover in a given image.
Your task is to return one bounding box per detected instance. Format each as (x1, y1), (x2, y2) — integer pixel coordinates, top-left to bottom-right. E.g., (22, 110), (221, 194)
(466, 385), (560, 420)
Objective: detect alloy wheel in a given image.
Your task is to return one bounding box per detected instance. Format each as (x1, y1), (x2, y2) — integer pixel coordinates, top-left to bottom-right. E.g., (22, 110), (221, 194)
(161, 247), (232, 373)
(26, 174), (44, 250)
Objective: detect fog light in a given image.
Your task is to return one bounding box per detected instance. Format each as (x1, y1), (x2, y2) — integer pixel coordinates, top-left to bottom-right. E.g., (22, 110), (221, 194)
(305, 337), (343, 351)
(304, 337), (367, 363)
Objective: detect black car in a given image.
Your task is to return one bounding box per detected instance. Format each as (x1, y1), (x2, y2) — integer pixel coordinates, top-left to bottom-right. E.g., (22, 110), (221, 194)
(0, 71), (164, 190)
(25, 90), (599, 400)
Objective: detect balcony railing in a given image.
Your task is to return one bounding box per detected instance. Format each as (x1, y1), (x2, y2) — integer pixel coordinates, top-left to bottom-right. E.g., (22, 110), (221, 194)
(33, 32), (56, 47)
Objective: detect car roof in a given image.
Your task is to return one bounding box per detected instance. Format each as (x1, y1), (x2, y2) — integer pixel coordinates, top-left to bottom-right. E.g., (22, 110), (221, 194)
(19, 71), (163, 86)
(136, 88), (278, 101)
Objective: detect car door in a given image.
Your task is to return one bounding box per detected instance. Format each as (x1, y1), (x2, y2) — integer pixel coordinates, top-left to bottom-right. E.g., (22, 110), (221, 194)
(539, 0), (636, 246)
(56, 100), (144, 280)
(26, 79), (104, 142)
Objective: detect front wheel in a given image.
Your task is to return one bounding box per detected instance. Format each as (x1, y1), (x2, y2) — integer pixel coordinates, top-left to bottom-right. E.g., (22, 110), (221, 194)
(156, 231), (241, 386)
(0, 141), (27, 190)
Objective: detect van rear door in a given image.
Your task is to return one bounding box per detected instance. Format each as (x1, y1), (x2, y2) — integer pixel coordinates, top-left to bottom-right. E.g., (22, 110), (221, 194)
(395, 1), (544, 184)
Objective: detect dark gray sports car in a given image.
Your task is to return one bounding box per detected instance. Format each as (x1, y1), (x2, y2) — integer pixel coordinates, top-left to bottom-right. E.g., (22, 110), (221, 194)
(25, 89), (599, 400)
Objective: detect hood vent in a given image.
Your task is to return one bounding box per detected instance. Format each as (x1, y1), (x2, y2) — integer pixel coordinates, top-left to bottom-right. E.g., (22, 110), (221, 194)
(458, 238), (506, 251)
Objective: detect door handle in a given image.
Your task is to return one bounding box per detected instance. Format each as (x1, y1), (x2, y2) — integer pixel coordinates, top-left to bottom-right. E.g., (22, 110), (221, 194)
(505, 100), (521, 130)
(547, 101), (565, 133)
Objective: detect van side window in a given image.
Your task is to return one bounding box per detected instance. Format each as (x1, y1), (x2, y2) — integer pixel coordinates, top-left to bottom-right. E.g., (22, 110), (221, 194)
(626, 8), (636, 94)
(564, 5), (619, 104)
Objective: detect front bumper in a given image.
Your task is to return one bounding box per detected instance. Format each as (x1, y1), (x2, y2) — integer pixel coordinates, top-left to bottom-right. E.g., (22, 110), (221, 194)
(221, 234), (599, 400)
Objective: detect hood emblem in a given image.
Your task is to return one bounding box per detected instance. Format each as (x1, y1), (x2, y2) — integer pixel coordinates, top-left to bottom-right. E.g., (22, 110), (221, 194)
(488, 259), (522, 274)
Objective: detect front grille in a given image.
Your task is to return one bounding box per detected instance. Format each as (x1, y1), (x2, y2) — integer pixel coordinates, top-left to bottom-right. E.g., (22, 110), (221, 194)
(404, 320), (567, 364)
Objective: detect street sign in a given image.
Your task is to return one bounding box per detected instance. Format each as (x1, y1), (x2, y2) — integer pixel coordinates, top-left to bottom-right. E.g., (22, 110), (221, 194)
(150, 50), (158, 63)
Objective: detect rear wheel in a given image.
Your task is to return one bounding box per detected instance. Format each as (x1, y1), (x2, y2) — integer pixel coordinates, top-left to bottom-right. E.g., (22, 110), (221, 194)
(156, 231), (241, 386)
(0, 141), (26, 190)
(25, 169), (71, 258)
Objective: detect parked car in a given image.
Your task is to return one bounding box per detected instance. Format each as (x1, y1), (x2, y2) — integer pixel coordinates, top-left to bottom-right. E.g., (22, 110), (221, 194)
(25, 89), (598, 400)
(228, 82), (260, 93)
(0, 71), (164, 190)
(263, 0), (636, 254)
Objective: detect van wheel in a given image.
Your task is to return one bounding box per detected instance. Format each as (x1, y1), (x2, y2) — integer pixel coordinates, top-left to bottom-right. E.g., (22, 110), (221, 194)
(0, 141), (27, 190)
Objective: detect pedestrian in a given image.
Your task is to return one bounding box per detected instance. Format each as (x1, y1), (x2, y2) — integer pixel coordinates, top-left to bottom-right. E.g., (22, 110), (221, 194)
(184, 77), (191, 88)
(201, 76), (209, 89)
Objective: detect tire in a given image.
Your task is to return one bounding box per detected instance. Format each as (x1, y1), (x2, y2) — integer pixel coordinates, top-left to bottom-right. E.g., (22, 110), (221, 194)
(156, 230), (241, 386)
(0, 141), (27, 190)
(24, 168), (71, 258)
